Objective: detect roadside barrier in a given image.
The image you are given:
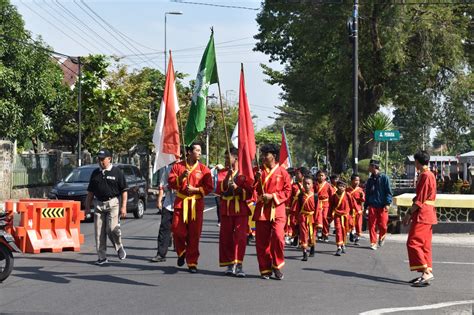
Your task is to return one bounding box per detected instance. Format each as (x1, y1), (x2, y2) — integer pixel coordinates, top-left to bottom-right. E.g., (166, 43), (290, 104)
(9, 199), (85, 253)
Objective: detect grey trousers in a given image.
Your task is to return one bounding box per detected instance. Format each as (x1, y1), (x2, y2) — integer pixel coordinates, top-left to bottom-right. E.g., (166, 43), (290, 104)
(94, 197), (123, 259)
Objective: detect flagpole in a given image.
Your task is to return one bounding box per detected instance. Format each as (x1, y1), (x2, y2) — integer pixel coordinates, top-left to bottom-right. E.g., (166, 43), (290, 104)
(217, 80), (232, 169)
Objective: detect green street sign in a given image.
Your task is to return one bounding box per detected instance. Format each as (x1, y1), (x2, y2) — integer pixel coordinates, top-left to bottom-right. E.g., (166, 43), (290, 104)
(374, 130), (400, 141)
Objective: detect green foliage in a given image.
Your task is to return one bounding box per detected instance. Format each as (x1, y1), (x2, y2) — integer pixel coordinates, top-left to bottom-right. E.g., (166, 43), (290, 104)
(0, 0), (70, 151)
(254, 1), (473, 171)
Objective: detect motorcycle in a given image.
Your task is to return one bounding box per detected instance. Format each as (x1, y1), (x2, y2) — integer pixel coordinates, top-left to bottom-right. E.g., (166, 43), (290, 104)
(0, 210), (21, 282)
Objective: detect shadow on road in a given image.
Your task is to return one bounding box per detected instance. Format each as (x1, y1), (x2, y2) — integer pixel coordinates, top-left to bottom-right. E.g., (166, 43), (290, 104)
(303, 268), (408, 285)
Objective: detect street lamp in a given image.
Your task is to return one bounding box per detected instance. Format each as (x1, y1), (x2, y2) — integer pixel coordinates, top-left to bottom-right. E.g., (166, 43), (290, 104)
(164, 11), (183, 71)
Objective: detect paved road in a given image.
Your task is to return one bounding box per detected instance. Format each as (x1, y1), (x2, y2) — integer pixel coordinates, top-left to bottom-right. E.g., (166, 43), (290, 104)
(1, 198), (473, 314)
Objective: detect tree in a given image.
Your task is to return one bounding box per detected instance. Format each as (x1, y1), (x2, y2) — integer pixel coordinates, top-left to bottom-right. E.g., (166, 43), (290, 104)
(0, 0), (70, 152)
(254, 1), (472, 172)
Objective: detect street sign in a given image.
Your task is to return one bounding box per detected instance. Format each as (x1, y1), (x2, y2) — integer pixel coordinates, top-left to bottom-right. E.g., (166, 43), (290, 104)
(374, 130), (400, 142)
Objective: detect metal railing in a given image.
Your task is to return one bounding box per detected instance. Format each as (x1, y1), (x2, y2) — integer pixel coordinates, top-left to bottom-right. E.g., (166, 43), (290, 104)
(391, 178), (416, 190)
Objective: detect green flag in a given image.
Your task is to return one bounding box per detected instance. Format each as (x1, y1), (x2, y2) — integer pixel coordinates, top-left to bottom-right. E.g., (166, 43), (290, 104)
(184, 32), (219, 145)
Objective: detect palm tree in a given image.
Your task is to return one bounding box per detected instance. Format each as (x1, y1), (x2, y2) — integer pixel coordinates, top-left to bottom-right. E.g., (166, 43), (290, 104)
(361, 112), (395, 156)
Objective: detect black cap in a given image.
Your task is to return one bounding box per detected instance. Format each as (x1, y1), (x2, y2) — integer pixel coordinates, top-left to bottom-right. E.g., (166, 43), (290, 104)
(369, 159), (380, 167)
(97, 149), (112, 158)
(336, 180), (347, 187)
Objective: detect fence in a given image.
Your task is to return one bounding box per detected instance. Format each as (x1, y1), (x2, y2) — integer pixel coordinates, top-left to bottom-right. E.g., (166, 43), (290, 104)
(391, 178), (416, 190)
(12, 152), (84, 188)
(11, 151), (150, 188)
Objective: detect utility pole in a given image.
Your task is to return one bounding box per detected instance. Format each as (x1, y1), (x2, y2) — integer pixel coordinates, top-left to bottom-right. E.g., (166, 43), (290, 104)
(352, 0), (359, 174)
(77, 56), (82, 167)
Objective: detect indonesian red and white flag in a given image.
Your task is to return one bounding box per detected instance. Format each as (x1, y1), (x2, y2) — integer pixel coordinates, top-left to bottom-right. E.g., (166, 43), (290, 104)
(238, 64), (256, 183)
(153, 52), (180, 172)
(279, 127), (292, 169)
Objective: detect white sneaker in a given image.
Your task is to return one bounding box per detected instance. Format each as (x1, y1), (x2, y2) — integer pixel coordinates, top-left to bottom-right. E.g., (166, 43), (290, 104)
(224, 264), (235, 276)
(370, 243), (378, 250)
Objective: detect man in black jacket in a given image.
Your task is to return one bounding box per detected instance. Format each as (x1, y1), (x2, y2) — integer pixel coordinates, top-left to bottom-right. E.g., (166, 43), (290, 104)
(85, 149), (128, 265)
(365, 159), (392, 250)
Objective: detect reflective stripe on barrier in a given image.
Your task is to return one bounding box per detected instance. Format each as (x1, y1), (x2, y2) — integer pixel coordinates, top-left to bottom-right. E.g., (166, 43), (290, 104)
(12, 200), (85, 254)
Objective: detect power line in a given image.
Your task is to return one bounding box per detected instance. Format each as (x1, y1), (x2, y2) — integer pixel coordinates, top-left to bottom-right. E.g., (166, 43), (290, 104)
(171, 0), (259, 10)
(35, 0), (107, 54)
(72, 1), (128, 57)
(78, 0), (163, 70)
(19, 0), (92, 52)
(53, 0), (128, 56)
(0, 34), (76, 58)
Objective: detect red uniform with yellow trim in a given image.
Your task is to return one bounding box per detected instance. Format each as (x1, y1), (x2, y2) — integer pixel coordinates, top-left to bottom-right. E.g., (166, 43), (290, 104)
(407, 166), (437, 272)
(286, 181), (303, 238)
(346, 186), (365, 236)
(329, 191), (353, 246)
(298, 191), (317, 250)
(216, 168), (253, 267)
(168, 161), (213, 268)
(314, 181), (333, 237)
(253, 164), (292, 275)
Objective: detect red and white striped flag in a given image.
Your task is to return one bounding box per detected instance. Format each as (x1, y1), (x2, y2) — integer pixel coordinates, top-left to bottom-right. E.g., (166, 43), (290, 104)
(153, 52), (180, 172)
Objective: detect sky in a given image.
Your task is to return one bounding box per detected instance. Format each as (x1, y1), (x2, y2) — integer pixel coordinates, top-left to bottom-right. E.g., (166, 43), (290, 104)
(11, 0), (284, 130)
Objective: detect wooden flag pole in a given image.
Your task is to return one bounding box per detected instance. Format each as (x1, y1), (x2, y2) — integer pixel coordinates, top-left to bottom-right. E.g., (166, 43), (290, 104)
(217, 80), (232, 170)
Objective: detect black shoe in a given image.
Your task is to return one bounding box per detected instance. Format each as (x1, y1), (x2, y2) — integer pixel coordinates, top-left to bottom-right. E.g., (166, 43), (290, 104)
(150, 255), (166, 262)
(273, 268), (284, 280)
(317, 229), (322, 239)
(177, 255), (185, 267)
(309, 245), (315, 257)
(349, 232), (355, 243)
(291, 236), (299, 247)
(333, 229), (336, 235)
(117, 246), (126, 260)
(354, 236), (360, 246)
(323, 236), (329, 243)
(341, 245), (346, 254)
(261, 274), (271, 280)
(235, 264), (246, 278)
(335, 247), (342, 256)
(95, 258), (108, 265)
(302, 250), (308, 261)
(188, 266), (197, 273)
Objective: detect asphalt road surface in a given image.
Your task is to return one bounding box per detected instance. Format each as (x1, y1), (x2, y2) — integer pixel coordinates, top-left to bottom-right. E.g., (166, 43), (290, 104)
(1, 197), (473, 315)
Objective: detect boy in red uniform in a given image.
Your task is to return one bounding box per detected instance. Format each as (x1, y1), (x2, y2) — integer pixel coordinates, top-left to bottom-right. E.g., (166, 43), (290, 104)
(253, 144), (292, 280)
(286, 167), (306, 246)
(284, 167), (295, 245)
(217, 148), (253, 277)
(168, 143), (213, 273)
(314, 170), (333, 242)
(298, 175), (317, 261)
(402, 151), (437, 287)
(329, 180), (354, 256)
(347, 174), (365, 245)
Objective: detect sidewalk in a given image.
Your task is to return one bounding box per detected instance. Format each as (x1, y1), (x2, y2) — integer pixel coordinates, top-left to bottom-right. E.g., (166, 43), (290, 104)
(360, 232), (474, 247)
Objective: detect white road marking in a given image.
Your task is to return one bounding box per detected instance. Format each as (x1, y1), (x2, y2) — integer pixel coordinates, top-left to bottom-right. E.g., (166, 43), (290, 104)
(204, 206), (216, 213)
(360, 300), (474, 315)
(403, 260), (474, 266)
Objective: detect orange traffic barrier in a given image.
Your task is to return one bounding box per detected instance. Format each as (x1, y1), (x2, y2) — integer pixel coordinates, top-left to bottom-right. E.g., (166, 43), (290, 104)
(13, 200), (85, 254)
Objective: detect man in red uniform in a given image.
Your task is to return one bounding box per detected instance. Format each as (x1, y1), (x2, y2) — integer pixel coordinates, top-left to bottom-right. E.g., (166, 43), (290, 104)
(347, 174), (365, 245)
(402, 151), (437, 287)
(298, 175), (317, 261)
(253, 144), (292, 280)
(314, 170), (333, 242)
(217, 148), (253, 277)
(168, 143), (213, 273)
(329, 180), (354, 256)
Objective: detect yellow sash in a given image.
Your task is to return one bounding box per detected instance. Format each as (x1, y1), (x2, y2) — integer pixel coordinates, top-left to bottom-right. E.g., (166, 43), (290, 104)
(260, 164), (279, 221)
(332, 192), (346, 217)
(176, 192), (202, 223)
(424, 200), (435, 206)
(221, 195), (241, 214)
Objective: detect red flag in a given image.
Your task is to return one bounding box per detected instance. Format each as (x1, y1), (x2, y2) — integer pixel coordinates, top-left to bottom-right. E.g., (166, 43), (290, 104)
(152, 52), (180, 172)
(279, 127), (291, 169)
(238, 64), (256, 183)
